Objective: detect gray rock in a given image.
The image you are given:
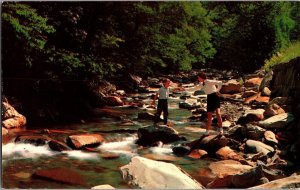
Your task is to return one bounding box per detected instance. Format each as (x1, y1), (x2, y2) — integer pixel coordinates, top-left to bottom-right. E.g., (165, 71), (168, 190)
(246, 140), (274, 155)
(258, 113), (294, 129)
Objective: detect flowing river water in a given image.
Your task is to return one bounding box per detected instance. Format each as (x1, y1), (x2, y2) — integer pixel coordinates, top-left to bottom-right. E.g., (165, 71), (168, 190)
(2, 90), (213, 189)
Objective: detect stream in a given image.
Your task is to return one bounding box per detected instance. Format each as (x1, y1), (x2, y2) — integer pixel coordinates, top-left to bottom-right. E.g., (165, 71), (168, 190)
(2, 89), (213, 189)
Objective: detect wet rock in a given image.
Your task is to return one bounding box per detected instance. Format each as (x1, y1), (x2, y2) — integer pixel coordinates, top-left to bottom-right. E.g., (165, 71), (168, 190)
(172, 146), (191, 156)
(249, 175), (300, 189)
(187, 149), (208, 159)
(258, 113), (294, 129)
(194, 90), (205, 96)
(120, 156), (203, 189)
(137, 112), (156, 120)
(144, 153), (179, 162)
(179, 99), (201, 110)
(263, 131), (278, 146)
(33, 167), (86, 185)
(15, 135), (52, 146)
(188, 135), (229, 153)
(66, 134), (105, 149)
(99, 152), (120, 159)
(48, 140), (72, 151)
(136, 125), (181, 146)
(246, 140), (274, 155)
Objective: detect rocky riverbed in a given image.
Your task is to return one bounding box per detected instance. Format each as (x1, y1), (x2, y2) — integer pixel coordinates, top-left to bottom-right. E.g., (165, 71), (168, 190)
(2, 68), (300, 188)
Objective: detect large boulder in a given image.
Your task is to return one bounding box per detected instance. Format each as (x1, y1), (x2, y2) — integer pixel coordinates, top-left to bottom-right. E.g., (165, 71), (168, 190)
(136, 125), (181, 146)
(48, 140), (72, 152)
(2, 102), (26, 129)
(258, 113), (294, 129)
(249, 175), (300, 189)
(187, 135), (229, 154)
(245, 140), (274, 155)
(220, 79), (241, 94)
(197, 160), (252, 188)
(15, 135), (52, 146)
(120, 156), (204, 189)
(66, 134), (105, 149)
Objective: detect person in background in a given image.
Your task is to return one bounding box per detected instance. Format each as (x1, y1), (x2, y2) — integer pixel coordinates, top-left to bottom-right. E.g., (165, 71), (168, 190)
(152, 78), (171, 125)
(197, 72), (223, 135)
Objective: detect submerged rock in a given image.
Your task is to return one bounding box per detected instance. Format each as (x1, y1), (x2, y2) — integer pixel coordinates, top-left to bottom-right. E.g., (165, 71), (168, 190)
(33, 167), (86, 185)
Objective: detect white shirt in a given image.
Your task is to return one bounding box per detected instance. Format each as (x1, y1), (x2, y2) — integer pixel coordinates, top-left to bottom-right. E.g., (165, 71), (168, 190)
(157, 87), (169, 99)
(199, 79), (222, 95)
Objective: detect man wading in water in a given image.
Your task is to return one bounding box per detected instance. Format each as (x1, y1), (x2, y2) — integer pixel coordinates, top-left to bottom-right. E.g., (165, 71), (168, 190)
(197, 72), (224, 135)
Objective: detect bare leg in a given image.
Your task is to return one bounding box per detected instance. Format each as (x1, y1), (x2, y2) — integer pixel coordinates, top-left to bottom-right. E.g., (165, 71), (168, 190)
(216, 108), (223, 134)
(206, 112), (213, 131)
(216, 108), (222, 128)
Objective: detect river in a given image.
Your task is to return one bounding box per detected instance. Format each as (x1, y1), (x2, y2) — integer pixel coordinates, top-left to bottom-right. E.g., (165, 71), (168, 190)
(2, 90), (212, 188)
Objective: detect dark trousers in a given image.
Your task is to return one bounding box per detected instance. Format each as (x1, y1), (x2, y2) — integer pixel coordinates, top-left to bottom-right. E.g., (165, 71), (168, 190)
(155, 99), (168, 124)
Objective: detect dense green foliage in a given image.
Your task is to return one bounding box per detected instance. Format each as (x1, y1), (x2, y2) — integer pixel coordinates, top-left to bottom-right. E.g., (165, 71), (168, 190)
(2, 1), (299, 123)
(3, 2), (299, 77)
(264, 41), (300, 71)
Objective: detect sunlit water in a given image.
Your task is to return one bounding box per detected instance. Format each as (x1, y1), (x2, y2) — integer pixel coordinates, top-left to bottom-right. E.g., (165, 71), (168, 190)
(2, 95), (211, 189)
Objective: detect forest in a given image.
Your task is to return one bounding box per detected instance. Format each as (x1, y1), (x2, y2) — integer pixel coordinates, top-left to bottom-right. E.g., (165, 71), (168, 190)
(2, 1), (300, 123)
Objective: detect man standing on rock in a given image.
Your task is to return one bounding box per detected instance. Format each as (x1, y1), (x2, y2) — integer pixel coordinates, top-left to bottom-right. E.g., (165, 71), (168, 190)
(197, 72), (223, 135)
(152, 78), (171, 126)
